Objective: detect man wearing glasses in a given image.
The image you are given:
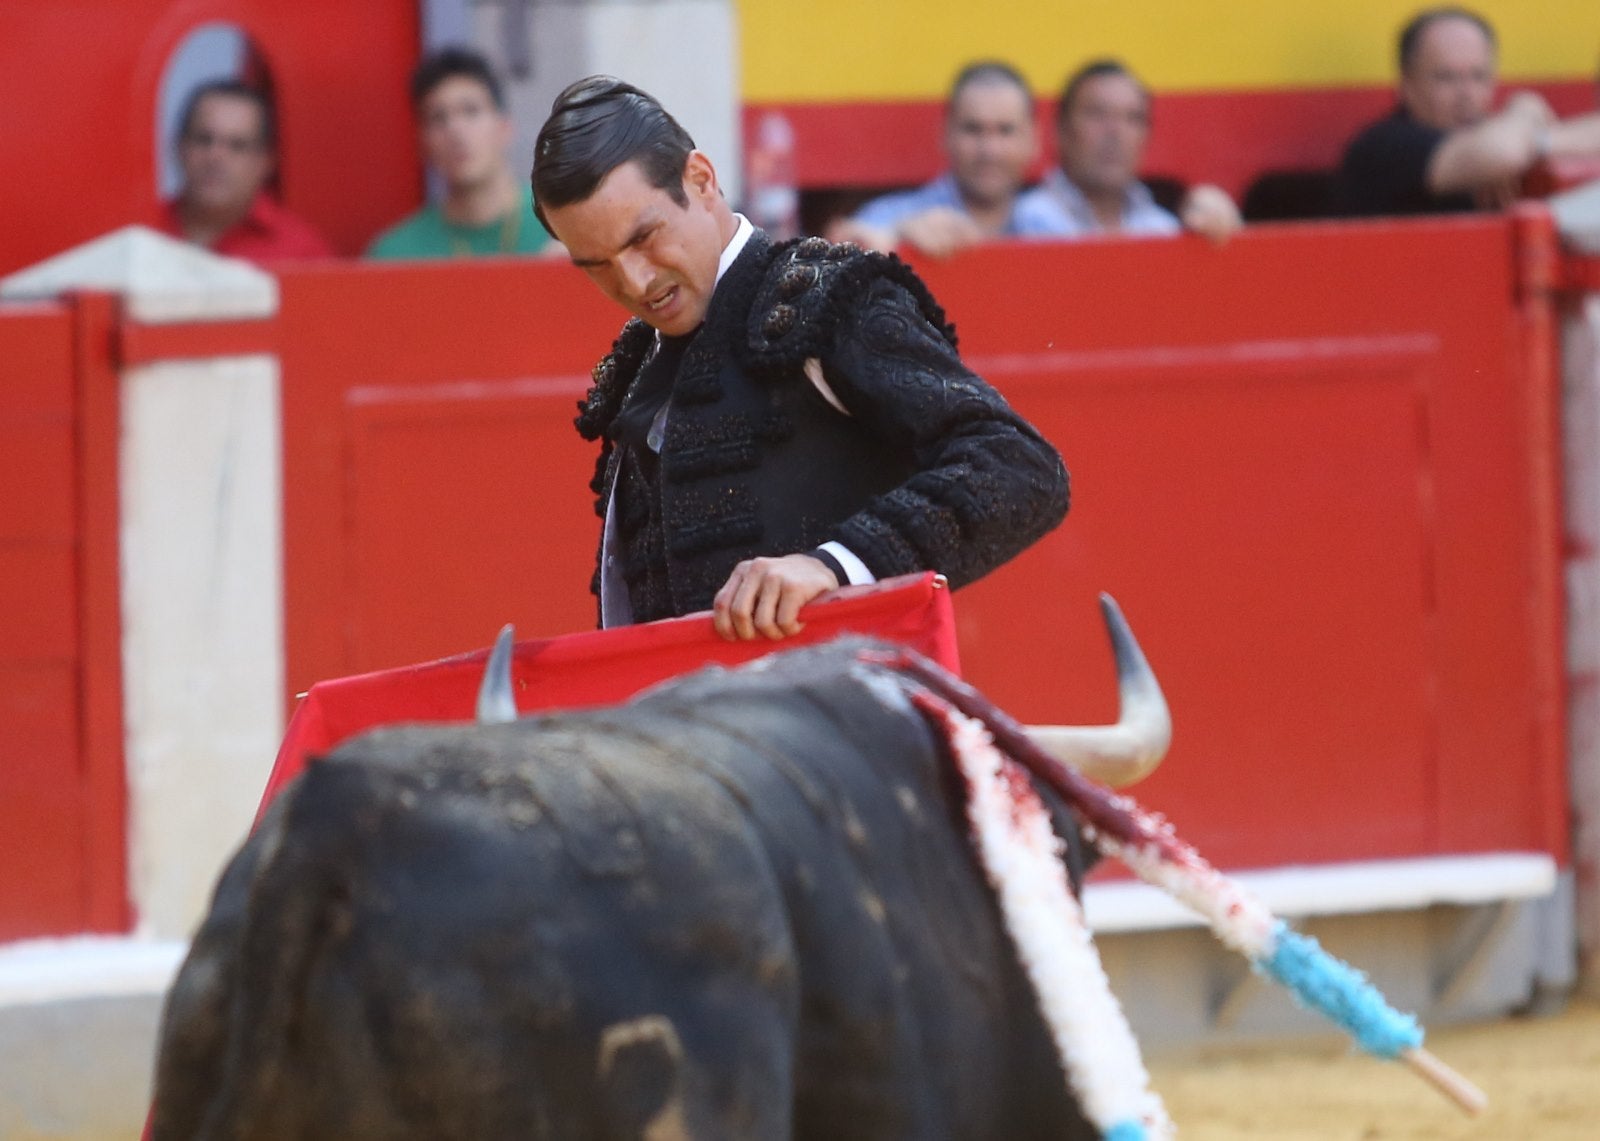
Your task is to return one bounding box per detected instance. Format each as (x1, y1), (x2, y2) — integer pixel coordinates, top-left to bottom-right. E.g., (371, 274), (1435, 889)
(158, 80), (332, 264)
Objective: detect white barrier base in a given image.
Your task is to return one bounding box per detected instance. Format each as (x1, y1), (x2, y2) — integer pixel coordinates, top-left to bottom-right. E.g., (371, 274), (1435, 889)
(0, 855), (1570, 1135)
(0, 936), (186, 1010)
(1085, 851), (1559, 933)
(0, 937), (185, 1140)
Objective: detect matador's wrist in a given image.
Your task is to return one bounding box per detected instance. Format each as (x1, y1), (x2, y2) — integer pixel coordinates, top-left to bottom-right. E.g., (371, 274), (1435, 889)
(807, 547), (846, 587)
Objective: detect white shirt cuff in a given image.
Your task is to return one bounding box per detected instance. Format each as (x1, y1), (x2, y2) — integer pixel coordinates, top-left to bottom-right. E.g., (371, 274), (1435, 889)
(819, 541), (876, 586)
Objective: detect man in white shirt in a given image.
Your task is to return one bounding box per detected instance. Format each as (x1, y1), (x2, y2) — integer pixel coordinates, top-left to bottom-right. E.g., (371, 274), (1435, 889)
(1019, 59), (1240, 242)
(828, 61), (1059, 257)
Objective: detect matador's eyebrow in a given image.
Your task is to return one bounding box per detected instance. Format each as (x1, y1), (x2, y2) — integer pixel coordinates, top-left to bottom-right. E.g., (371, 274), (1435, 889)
(570, 220), (655, 268)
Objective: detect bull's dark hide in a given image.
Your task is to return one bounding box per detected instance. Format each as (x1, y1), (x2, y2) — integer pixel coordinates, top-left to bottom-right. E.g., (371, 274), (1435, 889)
(151, 640), (1097, 1140)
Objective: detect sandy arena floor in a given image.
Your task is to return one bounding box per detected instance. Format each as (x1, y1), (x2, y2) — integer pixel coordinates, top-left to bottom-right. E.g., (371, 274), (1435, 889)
(1147, 994), (1600, 1139)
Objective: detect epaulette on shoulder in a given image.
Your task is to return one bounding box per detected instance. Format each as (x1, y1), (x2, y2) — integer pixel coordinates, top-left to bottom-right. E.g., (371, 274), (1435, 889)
(574, 318), (655, 442)
(743, 236), (958, 373)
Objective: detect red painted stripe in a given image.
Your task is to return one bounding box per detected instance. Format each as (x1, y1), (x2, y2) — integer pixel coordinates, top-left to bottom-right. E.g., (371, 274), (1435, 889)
(116, 318), (278, 367)
(748, 81), (1598, 199)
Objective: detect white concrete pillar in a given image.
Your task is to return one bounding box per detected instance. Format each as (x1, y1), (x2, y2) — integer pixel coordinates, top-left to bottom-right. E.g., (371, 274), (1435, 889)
(1, 226), (284, 939)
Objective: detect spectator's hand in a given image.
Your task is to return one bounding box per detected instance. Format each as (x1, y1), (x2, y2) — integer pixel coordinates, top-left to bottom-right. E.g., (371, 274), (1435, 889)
(824, 217), (896, 253)
(1179, 184), (1242, 244)
(1473, 176), (1521, 210)
(1504, 90), (1557, 128)
(712, 554), (840, 642)
(894, 207), (985, 258)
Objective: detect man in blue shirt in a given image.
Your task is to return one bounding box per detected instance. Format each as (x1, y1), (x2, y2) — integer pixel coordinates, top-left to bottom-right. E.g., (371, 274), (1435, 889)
(1018, 59), (1240, 242)
(829, 62), (1058, 258)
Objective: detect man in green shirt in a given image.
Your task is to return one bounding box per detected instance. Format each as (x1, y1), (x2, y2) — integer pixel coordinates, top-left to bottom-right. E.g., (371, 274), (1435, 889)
(368, 47), (553, 259)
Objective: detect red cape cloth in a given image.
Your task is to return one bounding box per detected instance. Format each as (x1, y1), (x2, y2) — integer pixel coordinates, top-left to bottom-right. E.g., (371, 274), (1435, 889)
(256, 572), (959, 820)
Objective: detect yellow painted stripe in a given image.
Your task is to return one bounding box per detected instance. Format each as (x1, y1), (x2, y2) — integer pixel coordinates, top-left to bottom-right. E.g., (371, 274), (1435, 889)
(735, 0), (1600, 101)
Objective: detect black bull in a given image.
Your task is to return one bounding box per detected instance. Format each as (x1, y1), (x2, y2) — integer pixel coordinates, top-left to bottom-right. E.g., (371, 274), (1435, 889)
(151, 640), (1116, 1140)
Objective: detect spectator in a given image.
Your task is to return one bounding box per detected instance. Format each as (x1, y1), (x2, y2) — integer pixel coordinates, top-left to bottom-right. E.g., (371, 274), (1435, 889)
(1018, 60), (1241, 242)
(1334, 6), (1600, 217)
(157, 80), (332, 265)
(827, 62), (1056, 258)
(368, 47), (553, 259)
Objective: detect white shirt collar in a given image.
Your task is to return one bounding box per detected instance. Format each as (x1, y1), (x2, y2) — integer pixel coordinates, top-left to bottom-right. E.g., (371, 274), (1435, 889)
(715, 214), (755, 288)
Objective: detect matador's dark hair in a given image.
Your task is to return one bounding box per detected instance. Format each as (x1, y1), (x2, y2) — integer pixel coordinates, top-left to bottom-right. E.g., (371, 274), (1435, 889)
(531, 76), (696, 234)
(1398, 7), (1497, 74)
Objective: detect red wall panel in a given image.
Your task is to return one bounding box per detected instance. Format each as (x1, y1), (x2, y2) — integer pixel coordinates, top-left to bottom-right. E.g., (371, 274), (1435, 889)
(0, 304), (109, 938)
(0, 305), (83, 938)
(275, 259), (625, 701)
(0, 2), (420, 274)
(342, 378), (600, 666)
(0, 665), (85, 939)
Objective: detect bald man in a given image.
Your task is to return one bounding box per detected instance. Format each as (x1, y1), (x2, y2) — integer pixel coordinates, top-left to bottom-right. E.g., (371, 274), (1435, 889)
(1335, 6), (1600, 216)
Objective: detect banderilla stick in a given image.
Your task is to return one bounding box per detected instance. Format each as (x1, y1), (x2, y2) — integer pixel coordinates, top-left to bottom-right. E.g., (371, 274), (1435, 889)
(860, 644), (1488, 1117)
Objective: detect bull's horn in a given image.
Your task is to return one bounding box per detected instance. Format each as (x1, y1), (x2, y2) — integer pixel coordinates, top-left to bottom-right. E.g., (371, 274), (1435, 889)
(1024, 594), (1171, 787)
(476, 624), (518, 724)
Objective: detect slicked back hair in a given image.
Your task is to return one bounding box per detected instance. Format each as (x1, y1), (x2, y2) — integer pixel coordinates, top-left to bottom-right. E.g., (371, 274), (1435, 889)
(532, 76), (696, 233)
(1055, 59), (1148, 129)
(410, 46), (506, 112)
(178, 80), (275, 152)
(945, 61), (1031, 117)
(1398, 7), (1497, 74)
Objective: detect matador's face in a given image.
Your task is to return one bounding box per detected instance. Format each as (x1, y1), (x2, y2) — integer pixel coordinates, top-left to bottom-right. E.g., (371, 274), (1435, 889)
(546, 154), (732, 336)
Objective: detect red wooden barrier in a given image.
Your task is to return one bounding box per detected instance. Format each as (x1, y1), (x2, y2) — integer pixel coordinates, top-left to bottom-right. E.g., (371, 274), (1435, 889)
(916, 217), (1565, 868)
(273, 216), (1566, 874)
(0, 295), (127, 939)
(0, 215), (1570, 940)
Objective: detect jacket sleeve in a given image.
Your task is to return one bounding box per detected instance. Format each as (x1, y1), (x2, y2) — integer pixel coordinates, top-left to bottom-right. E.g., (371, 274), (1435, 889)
(816, 277), (1069, 589)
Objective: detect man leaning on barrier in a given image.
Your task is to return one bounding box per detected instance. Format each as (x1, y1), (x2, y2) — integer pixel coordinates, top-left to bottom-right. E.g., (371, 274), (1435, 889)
(1018, 59), (1242, 243)
(1334, 6), (1600, 217)
(827, 61), (1059, 258)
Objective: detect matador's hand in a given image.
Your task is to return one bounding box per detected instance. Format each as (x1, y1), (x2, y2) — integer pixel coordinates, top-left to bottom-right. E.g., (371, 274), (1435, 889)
(712, 554), (840, 642)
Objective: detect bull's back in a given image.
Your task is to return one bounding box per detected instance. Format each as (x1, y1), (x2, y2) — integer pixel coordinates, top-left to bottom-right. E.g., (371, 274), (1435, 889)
(151, 643), (1090, 1140)
(155, 721), (800, 1140)
(611, 650), (1089, 1139)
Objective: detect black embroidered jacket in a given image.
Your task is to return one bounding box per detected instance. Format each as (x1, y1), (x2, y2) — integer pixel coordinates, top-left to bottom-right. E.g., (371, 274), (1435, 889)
(575, 232), (1069, 624)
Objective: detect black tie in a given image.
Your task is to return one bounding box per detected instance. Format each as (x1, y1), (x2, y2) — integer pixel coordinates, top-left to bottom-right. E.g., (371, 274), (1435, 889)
(610, 330), (698, 451)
